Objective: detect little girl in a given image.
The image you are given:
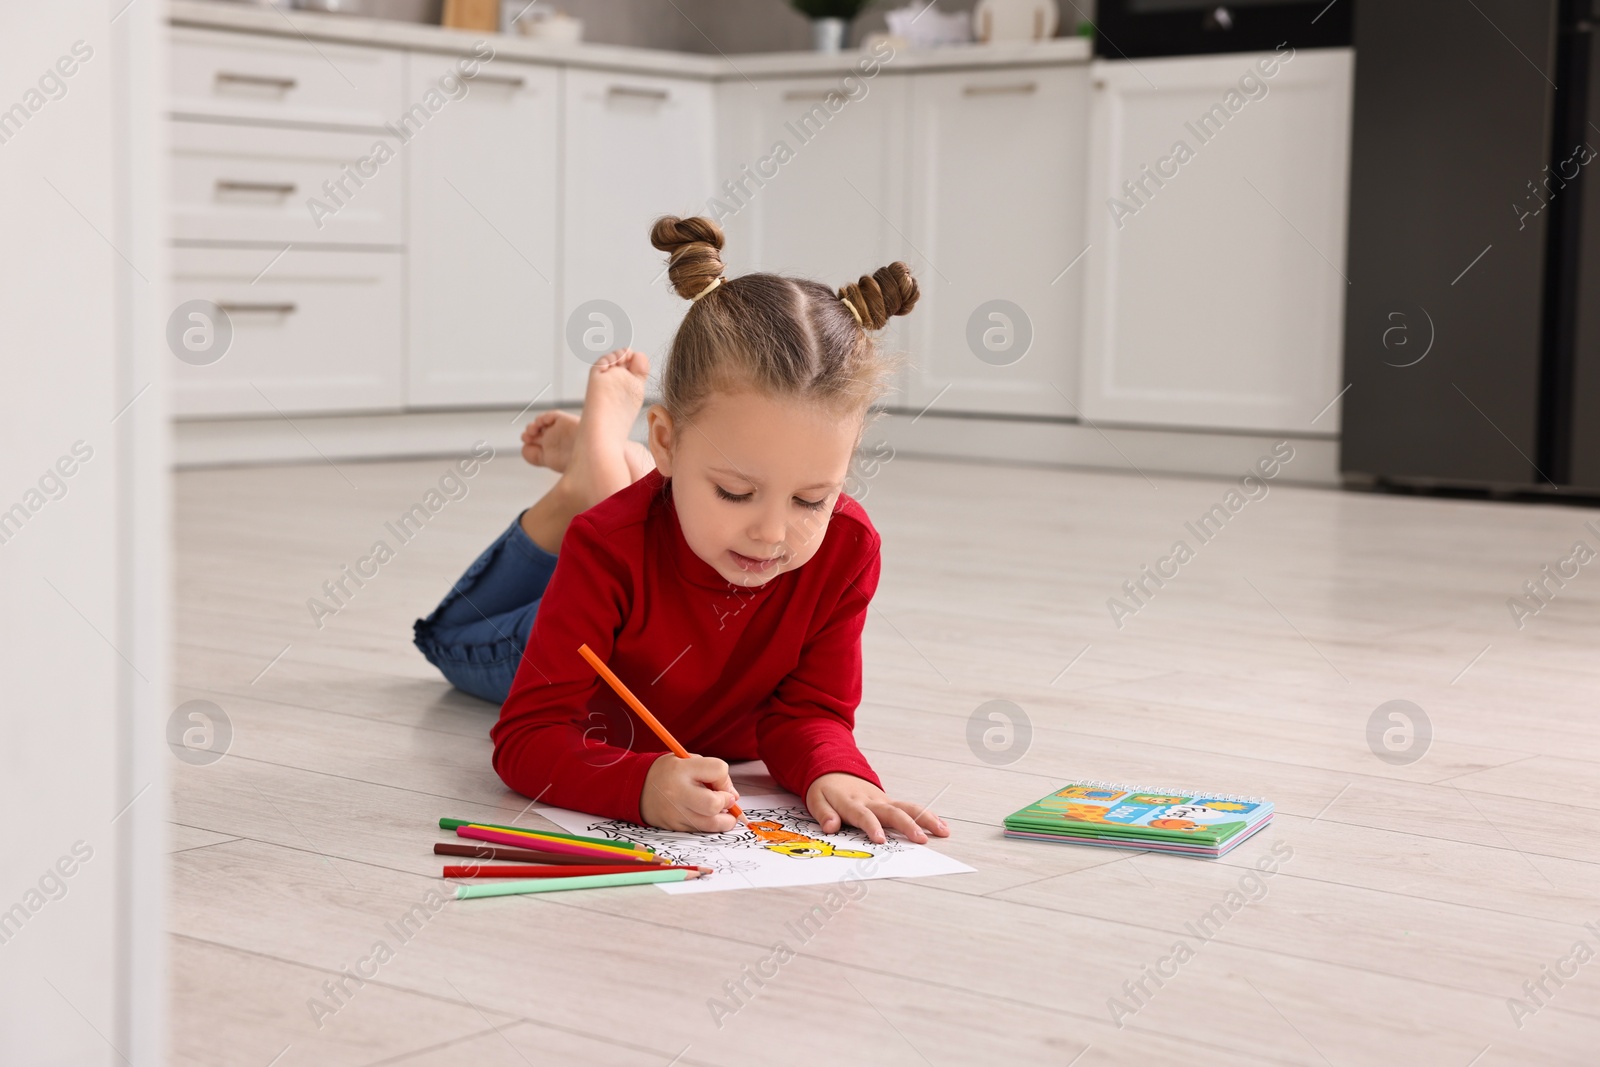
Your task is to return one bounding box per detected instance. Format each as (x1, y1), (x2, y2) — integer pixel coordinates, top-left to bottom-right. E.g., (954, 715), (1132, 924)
(413, 215), (948, 846)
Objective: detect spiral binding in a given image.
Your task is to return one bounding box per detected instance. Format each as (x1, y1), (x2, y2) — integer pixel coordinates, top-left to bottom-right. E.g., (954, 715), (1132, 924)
(1062, 779), (1270, 806)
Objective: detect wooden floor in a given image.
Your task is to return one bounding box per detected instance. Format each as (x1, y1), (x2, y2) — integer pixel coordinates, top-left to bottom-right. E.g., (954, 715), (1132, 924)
(171, 449), (1600, 1066)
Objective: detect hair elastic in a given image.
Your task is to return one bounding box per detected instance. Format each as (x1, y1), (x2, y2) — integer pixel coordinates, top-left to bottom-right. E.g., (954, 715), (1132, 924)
(690, 275), (725, 302)
(839, 294), (864, 326)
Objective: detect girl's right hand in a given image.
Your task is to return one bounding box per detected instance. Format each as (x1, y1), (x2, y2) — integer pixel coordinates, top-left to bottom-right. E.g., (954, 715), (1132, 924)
(640, 753), (741, 832)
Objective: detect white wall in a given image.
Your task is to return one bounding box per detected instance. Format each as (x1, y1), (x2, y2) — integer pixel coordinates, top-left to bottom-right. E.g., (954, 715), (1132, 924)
(0, 2), (168, 1064)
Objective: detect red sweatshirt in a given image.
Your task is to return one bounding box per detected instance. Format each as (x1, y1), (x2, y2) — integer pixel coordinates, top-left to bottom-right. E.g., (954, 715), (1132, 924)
(491, 469), (883, 823)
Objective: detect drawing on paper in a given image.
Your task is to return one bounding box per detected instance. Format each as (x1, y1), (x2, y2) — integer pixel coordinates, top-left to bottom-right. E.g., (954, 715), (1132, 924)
(535, 792), (973, 893)
(744, 816), (876, 860)
(573, 805), (900, 871)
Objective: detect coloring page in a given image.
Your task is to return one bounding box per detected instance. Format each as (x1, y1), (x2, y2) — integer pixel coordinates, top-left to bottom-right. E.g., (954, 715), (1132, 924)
(536, 793), (973, 894)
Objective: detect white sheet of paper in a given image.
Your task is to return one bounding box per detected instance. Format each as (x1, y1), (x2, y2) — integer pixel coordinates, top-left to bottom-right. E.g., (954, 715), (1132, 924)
(536, 793), (974, 893)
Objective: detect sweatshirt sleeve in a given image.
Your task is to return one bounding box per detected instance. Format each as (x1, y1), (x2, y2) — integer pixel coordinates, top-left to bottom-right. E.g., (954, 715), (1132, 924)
(490, 514), (661, 823)
(754, 532), (883, 801)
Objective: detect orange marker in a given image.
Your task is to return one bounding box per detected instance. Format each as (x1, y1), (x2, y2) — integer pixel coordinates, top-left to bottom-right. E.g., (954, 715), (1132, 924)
(577, 643), (745, 821)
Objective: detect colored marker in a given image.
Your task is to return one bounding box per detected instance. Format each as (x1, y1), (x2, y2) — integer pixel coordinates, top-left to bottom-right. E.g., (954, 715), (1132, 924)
(438, 818), (647, 852)
(443, 863), (710, 878)
(454, 869), (698, 898)
(577, 643), (744, 821)
(457, 825), (655, 862)
(458, 823), (655, 860)
(434, 842), (644, 866)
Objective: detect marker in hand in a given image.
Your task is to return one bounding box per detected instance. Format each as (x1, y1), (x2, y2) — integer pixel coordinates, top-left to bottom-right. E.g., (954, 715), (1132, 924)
(577, 643), (745, 822)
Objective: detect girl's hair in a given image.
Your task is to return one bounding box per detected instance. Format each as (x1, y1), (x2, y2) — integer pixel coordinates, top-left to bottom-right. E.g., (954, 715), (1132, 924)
(650, 215), (919, 422)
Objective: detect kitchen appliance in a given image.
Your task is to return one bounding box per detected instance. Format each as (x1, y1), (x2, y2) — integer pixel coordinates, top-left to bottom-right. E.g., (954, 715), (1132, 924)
(1341, 0), (1600, 493)
(1092, 0), (1352, 58)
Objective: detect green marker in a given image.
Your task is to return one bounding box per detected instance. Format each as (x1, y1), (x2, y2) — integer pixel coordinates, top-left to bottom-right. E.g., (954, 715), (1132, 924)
(455, 869), (694, 899)
(438, 817), (652, 853)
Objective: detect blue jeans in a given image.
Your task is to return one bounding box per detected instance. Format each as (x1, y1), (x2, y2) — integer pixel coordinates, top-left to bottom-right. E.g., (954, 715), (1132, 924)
(412, 513), (556, 704)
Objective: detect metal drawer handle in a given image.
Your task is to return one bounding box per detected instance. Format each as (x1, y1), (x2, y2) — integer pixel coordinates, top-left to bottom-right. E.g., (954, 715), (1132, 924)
(782, 90), (834, 102)
(607, 85), (669, 101)
(472, 73), (527, 88)
(216, 180), (298, 195)
(963, 81), (1038, 96)
(215, 72), (298, 90)
(216, 302), (298, 314)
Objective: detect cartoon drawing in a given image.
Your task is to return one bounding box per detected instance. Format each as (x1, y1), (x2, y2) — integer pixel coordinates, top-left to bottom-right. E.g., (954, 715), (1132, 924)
(745, 819), (874, 860)
(1193, 799), (1252, 813)
(1057, 803), (1117, 824)
(1148, 804), (1235, 831)
(1129, 794), (1186, 805)
(537, 792), (972, 894)
(573, 806), (890, 871)
(1055, 785), (1125, 801)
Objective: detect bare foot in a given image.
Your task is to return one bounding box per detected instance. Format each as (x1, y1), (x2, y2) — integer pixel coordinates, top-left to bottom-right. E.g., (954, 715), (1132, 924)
(520, 348), (651, 550)
(521, 410), (578, 471)
(566, 347), (649, 504)
(523, 412), (654, 480)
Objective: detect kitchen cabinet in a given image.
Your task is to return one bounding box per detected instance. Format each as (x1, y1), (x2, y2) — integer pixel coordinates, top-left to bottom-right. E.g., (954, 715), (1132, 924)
(169, 246), (404, 417)
(405, 56), (560, 408)
(170, 120), (404, 246)
(170, 26), (403, 129)
(715, 72), (911, 396)
(902, 65), (1091, 417)
(1079, 48), (1354, 432)
(560, 68), (715, 401)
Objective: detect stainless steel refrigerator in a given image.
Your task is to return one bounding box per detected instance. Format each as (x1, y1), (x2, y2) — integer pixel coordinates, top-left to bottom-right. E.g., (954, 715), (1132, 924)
(1341, 0), (1600, 493)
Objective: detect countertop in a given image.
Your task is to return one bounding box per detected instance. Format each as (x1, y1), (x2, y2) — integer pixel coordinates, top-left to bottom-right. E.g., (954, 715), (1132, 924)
(169, 0), (1092, 79)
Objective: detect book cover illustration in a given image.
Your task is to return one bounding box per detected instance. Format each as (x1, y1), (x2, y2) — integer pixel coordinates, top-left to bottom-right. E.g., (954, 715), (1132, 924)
(1005, 783), (1271, 845)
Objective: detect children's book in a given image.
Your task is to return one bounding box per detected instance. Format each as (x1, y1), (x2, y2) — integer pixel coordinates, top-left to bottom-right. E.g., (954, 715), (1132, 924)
(1003, 781), (1273, 858)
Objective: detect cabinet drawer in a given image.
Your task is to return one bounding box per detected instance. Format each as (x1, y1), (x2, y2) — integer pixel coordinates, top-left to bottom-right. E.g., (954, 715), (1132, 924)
(172, 120), (403, 245)
(170, 247), (403, 418)
(170, 27), (403, 129)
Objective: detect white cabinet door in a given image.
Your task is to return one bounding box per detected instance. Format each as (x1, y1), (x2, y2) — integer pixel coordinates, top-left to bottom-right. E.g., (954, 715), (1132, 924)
(561, 69), (714, 401)
(1080, 49), (1353, 432)
(903, 66), (1091, 417)
(406, 56), (559, 409)
(170, 246), (404, 417)
(715, 73), (910, 396)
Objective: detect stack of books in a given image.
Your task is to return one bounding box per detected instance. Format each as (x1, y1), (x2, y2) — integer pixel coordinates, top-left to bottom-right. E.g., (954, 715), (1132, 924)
(1003, 781), (1274, 858)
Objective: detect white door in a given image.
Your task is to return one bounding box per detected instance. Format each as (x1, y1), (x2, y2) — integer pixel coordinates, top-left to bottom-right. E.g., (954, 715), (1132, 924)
(715, 72), (910, 397)
(3, 2), (167, 1061)
(561, 69), (714, 401)
(903, 65), (1091, 417)
(1080, 49), (1354, 432)
(406, 56), (559, 409)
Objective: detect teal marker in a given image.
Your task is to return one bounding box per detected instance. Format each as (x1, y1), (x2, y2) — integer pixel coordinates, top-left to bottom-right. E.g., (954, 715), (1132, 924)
(455, 869), (695, 899)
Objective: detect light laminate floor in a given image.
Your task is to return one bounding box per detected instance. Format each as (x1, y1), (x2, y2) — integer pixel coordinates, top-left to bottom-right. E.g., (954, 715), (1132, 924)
(171, 448), (1600, 1066)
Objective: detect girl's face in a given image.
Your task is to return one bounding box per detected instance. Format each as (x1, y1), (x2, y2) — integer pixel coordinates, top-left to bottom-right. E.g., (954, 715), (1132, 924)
(647, 389), (861, 588)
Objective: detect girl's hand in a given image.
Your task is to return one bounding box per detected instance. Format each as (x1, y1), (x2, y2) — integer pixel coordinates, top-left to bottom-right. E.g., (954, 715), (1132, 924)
(640, 753), (741, 832)
(805, 772), (950, 845)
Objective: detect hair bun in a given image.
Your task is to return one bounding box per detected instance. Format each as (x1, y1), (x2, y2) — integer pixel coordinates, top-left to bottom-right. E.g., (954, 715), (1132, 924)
(651, 216), (726, 301)
(839, 262), (919, 330)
